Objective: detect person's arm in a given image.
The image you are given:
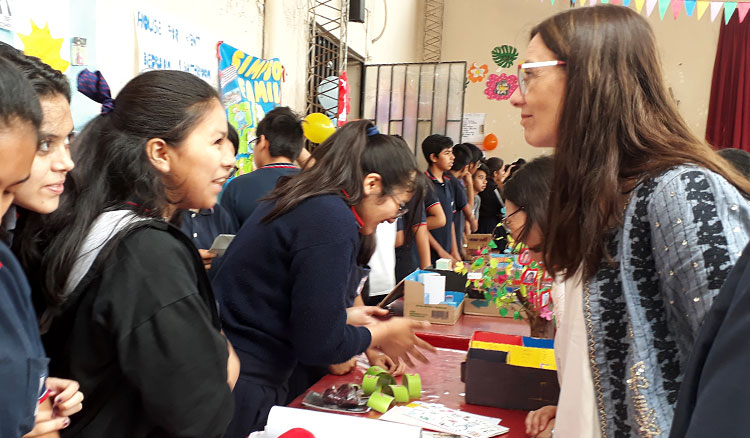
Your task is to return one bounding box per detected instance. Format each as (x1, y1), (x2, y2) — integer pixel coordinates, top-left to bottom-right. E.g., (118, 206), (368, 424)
(296, 148), (313, 169)
(425, 203), (446, 230)
(395, 230), (405, 248)
(416, 225), (431, 269)
(462, 204), (478, 233)
(450, 223), (461, 262)
(111, 233), (234, 437)
(649, 169), (750, 347)
(428, 232), (452, 261)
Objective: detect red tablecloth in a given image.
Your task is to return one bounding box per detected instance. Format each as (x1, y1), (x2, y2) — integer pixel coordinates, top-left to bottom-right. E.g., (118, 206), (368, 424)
(289, 349), (529, 438)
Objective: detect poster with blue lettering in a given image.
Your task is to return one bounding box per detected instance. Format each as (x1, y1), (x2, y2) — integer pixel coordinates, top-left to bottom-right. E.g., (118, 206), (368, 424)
(134, 8), (216, 86)
(218, 42), (282, 175)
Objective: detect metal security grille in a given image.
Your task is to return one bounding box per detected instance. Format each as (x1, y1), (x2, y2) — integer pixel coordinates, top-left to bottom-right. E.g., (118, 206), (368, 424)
(307, 31), (341, 116)
(362, 62), (467, 169)
(306, 0), (349, 117)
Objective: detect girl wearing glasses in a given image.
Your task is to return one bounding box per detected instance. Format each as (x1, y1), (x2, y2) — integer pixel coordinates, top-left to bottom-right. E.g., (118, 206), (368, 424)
(510, 5), (750, 438)
(211, 120), (436, 437)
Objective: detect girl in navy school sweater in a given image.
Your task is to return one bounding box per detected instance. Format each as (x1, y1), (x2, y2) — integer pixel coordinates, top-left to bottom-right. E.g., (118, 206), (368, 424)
(212, 120), (436, 437)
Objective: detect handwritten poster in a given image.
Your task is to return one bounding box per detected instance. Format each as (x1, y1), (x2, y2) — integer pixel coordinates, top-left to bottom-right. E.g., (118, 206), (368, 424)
(134, 8), (216, 86)
(462, 113), (486, 143)
(218, 41), (282, 175)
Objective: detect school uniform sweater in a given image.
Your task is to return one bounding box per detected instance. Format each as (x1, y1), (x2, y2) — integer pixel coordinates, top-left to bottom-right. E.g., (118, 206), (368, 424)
(221, 163), (301, 227)
(0, 241), (48, 438)
(212, 194), (372, 386)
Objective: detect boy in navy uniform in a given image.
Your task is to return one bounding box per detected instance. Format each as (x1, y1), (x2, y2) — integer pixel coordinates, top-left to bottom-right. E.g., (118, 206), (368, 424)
(422, 134), (461, 263)
(449, 144), (479, 257)
(221, 107), (304, 227)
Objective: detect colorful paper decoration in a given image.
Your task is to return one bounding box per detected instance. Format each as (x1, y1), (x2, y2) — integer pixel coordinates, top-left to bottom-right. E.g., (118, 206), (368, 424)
(710, 1), (723, 22)
(685, 0), (697, 16)
(739, 3), (750, 22)
(491, 45), (519, 69)
(467, 62), (489, 83)
(658, 0), (671, 19)
(724, 2), (738, 23)
(17, 21), (69, 73)
(337, 71), (351, 127)
(697, 1), (710, 19)
(484, 73), (518, 101)
(672, 0), (684, 18)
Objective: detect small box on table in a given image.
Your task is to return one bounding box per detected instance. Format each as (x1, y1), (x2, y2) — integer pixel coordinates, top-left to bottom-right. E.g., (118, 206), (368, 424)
(461, 331), (559, 411)
(378, 270), (466, 325)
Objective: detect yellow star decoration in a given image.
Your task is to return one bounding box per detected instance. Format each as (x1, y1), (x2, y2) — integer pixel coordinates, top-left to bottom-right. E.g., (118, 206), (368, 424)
(18, 21), (70, 73)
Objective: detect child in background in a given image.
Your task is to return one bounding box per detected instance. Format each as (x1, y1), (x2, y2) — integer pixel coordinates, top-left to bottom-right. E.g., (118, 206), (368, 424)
(471, 163), (489, 231)
(449, 143), (478, 258)
(422, 134), (460, 263)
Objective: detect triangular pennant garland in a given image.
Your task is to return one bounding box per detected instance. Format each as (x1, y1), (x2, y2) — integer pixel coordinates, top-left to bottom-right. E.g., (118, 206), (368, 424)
(646, 0), (659, 16)
(622, 0), (632, 5)
(739, 3), (750, 22)
(659, 0), (673, 18)
(590, 0), (597, 5)
(635, 0), (646, 11)
(672, 0), (684, 18)
(710, 1), (723, 22)
(724, 1), (737, 23)
(697, 0), (710, 19)
(684, 0), (697, 15)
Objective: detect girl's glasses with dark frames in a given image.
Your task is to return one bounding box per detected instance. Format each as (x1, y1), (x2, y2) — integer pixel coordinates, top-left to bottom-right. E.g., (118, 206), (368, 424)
(392, 195), (409, 219)
(517, 60), (567, 95)
(501, 206), (524, 228)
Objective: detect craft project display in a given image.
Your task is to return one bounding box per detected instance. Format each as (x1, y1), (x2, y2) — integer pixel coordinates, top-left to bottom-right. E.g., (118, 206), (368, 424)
(455, 236), (554, 323)
(361, 366), (422, 414)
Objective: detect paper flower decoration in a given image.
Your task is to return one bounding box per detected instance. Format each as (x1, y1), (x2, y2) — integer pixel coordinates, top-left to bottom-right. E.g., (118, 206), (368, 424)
(484, 73), (518, 101)
(467, 62), (489, 83)
(491, 45), (519, 69)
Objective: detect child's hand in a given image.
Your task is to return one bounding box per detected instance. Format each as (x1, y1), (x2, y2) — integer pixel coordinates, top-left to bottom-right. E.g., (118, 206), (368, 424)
(328, 358), (357, 375)
(197, 249), (217, 270)
(365, 348), (406, 376)
(525, 405), (557, 437)
(47, 378), (83, 418)
(346, 306), (388, 326)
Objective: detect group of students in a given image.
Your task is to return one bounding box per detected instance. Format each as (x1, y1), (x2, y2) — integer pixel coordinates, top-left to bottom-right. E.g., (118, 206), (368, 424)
(0, 38), (436, 438)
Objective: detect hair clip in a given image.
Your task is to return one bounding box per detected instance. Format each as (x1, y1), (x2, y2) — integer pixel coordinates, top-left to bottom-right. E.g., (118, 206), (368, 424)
(366, 126), (380, 137)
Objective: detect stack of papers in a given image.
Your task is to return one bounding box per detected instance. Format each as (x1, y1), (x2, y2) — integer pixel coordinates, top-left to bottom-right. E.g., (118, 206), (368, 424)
(379, 402), (509, 438)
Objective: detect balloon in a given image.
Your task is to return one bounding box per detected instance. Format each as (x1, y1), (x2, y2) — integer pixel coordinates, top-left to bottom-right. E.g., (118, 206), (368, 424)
(483, 133), (498, 151)
(302, 113), (336, 144)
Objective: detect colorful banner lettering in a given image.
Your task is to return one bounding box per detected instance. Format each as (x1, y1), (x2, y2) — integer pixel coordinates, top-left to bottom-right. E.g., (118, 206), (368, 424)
(217, 42), (282, 175)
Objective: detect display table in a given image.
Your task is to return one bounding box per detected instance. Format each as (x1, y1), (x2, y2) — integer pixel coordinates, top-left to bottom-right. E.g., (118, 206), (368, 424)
(289, 314), (533, 438)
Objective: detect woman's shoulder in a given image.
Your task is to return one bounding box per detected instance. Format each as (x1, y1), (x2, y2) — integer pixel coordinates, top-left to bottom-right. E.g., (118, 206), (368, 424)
(640, 164), (744, 200)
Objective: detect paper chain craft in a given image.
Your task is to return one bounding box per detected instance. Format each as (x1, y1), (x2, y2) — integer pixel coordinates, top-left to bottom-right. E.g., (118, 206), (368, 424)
(362, 366), (422, 413)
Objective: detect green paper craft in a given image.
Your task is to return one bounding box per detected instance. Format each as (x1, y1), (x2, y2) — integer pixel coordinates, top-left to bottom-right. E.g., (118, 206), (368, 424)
(367, 391), (394, 413)
(492, 45), (519, 69)
(383, 385), (410, 403)
(403, 373), (422, 399)
(365, 366), (388, 376)
(488, 240), (498, 249)
(499, 307), (508, 317)
(362, 374), (381, 394)
(513, 310), (521, 320)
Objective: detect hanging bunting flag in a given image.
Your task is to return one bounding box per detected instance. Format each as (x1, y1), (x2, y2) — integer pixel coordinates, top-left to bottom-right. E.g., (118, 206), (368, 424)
(672, 0), (684, 18)
(724, 2), (738, 23)
(658, 0), (671, 19)
(611, 0), (621, 4)
(710, 1), (724, 22)
(684, 0), (697, 16)
(590, 0), (597, 6)
(635, 0), (646, 11)
(646, 0), (659, 16)
(551, 0), (555, 5)
(622, 0), (632, 5)
(601, 0), (610, 3)
(739, 3), (750, 22)
(697, 1), (710, 19)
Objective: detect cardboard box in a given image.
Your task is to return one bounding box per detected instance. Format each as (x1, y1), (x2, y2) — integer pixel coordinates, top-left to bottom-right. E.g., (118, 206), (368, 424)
(379, 270), (466, 325)
(465, 234), (493, 251)
(463, 298), (524, 317)
(461, 331), (559, 411)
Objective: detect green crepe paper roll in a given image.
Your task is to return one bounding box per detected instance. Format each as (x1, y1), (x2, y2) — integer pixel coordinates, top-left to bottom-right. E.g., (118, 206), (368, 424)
(362, 374), (381, 395)
(384, 384), (410, 403)
(367, 391), (394, 413)
(403, 373), (422, 399)
(365, 366), (388, 376)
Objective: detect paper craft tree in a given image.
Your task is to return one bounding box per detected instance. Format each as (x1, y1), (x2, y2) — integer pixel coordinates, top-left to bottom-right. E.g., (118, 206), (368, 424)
(455, 234), (555, 338)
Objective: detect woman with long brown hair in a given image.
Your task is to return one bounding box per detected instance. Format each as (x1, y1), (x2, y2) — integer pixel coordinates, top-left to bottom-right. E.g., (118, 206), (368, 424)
(511, 5), (750, 437)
